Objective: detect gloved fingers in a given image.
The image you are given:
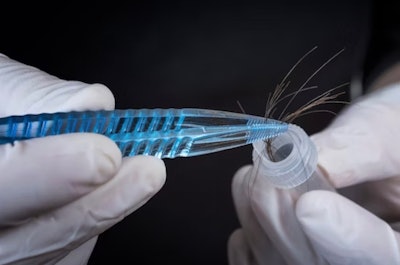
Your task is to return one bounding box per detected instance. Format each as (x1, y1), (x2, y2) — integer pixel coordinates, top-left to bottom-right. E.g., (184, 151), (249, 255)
(296, 190), (400, 265)
(311, 84), (400, 188)
(0, 155), (166, 264)
(245, 157), (327, 265)
(0, 133), (121, 226)
(55, 236), (98, 265)
(228, 229), (256, 265)
(231, 164), (287, 265)
(0, 53), (114, 116)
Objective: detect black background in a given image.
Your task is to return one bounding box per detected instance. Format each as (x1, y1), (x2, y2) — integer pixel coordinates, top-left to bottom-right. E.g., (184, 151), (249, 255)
(0, 1), (373, 264)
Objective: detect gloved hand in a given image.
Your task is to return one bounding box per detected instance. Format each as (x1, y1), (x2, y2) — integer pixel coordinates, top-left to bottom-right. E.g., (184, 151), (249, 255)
(228, 69), (400, 264)
(0, 54), (166, 265)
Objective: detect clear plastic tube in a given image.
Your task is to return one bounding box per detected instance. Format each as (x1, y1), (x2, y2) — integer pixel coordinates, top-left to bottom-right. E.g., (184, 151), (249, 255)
(250, 123), (333, 265)
(252, 123), (332, 191)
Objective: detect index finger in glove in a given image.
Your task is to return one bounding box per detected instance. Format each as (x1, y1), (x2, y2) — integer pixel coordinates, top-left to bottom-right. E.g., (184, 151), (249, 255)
(311, 84), (400, 188)
(0, 53), (114, 116)
(230, 164), (291, 265)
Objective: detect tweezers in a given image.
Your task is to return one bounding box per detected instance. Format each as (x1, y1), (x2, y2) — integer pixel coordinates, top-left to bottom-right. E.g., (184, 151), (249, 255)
(0, 108), (288, 158)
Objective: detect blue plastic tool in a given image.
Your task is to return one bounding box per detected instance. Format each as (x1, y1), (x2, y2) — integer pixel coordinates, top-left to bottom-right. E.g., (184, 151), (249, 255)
(0, 108), (288, 158)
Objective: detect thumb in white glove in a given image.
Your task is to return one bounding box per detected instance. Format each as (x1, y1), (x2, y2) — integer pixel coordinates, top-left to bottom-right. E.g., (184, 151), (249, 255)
(296, 190), (400, 265)
(0, 54), (166, 265)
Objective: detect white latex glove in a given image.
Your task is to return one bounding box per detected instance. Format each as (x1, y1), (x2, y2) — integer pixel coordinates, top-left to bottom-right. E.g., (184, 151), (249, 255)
(228, 76), (400, 264)
(0, 54), (166, 265)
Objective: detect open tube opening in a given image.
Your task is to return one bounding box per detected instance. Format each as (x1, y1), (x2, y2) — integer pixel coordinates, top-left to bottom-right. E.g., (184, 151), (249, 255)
(252, 124), (318, 189)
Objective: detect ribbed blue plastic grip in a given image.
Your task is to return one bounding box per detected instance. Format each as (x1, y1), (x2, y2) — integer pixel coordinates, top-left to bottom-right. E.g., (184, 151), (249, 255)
(0, 109), (183, 139)
(0, 109), (288, 158)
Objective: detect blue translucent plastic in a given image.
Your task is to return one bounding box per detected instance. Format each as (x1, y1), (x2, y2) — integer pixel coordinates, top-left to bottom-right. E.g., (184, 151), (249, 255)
(0, 108), (288, 158)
